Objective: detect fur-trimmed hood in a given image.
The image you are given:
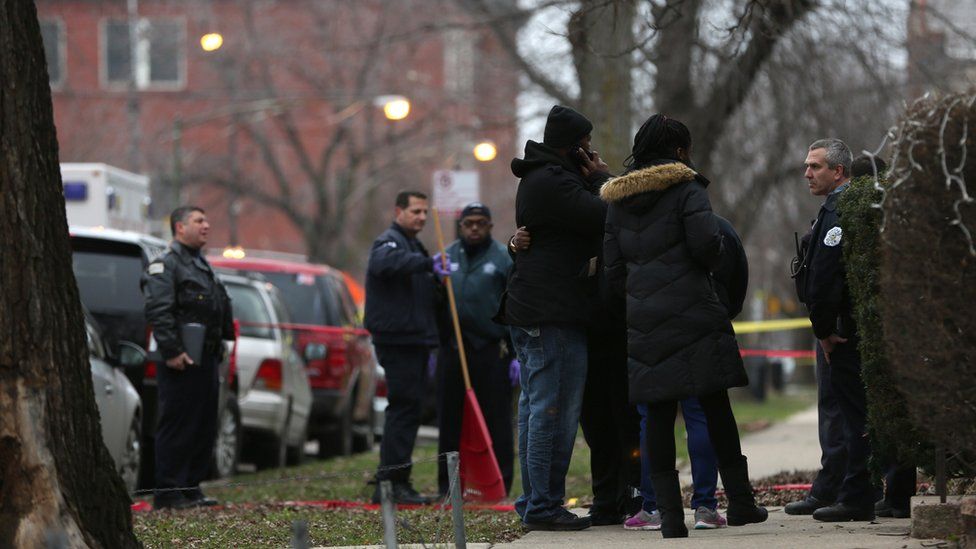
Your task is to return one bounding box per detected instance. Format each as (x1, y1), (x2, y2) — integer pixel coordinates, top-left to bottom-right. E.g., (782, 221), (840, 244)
(600, 162), (698, 203)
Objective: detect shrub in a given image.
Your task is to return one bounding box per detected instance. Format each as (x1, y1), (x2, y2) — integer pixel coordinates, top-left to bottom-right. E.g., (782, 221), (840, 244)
(840, 174), (932, 473)
(880, 93), (976, 474)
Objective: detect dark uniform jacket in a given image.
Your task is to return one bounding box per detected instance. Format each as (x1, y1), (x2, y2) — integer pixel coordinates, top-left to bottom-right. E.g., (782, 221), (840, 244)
(364, 222), (439, 347)
(601, 161), (748, 404)
(796, 182), (854, 339)
(496, 140), (610, 327)
(444, 238), (513, 350)
(142, 241), (234, 361)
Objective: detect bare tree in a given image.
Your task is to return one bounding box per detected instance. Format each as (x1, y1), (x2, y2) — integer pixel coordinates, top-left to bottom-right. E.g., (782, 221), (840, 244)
(0, 2), (139, 547)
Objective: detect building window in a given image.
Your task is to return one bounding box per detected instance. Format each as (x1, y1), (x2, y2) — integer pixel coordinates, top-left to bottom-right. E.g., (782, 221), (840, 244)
(102, 18), (185, 90)
(40, 19), (65, 88)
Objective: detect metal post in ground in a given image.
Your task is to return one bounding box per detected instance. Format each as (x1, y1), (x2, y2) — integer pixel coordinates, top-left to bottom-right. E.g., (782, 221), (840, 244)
(291, 519), (309, 549)
(380, 480), (398, 549)
(447, 451), (467, 549)
(936, 446), (947, 504)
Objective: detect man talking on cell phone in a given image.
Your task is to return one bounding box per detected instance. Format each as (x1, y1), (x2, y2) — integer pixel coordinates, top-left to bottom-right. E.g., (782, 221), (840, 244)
(496, 105), (611, 531)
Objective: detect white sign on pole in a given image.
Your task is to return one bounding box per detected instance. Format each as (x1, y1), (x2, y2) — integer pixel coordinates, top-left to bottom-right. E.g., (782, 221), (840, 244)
(432, 170), (480, 213)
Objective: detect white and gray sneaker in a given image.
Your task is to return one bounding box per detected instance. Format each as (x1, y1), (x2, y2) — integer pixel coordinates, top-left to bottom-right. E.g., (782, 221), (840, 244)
(623, 509), (661, 530)
(694, 506), (728, 529)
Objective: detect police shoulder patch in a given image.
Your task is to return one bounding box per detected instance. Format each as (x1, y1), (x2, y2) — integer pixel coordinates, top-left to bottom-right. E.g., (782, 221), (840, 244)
(824, 226), (843, 247)
(148, 262), (165, 275)
(383, 241), (397, 249)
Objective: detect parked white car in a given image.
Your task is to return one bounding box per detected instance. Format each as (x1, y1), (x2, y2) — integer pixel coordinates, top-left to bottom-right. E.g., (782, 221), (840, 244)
(86, 314), (143, 494)
(220, 273), (313, 469)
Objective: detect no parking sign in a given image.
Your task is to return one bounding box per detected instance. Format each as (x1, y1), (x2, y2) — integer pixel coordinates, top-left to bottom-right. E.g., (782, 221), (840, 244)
(432, 170), (480, 216)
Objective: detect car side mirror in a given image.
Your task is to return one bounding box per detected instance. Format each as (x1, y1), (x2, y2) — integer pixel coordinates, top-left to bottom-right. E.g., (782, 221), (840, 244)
(304, 343), (327, 362)
(116, 341), (147, 369)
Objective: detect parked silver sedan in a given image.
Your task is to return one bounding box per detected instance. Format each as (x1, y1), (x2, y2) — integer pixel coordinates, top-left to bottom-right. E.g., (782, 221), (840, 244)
(220, 273), (313, 469)
(86, 315), (143, 494)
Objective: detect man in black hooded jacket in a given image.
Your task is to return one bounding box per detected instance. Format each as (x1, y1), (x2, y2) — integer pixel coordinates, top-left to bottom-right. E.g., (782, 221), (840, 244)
(497, 105), (611, 531)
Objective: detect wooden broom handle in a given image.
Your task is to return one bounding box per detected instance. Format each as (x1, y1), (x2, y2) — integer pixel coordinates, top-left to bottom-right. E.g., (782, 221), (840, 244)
(431, 207), (472, 390)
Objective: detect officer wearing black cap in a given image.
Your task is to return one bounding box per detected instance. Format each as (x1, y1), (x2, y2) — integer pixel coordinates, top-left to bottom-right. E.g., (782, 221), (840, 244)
(436, 202), (514, 496)
(142, 206), (234, 510)
(498, 105), (612, 531)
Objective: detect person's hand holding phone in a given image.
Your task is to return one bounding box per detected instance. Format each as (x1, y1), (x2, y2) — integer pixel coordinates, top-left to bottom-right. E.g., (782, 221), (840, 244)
(577, 147), (609, 178)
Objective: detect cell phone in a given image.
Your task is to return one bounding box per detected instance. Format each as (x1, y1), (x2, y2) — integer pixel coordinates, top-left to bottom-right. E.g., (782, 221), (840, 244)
(569, 145), (593, 167)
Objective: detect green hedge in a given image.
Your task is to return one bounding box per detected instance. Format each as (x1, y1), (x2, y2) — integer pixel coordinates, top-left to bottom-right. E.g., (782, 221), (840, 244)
(879, 93), (976, 475)
(840, 175), (932, 473)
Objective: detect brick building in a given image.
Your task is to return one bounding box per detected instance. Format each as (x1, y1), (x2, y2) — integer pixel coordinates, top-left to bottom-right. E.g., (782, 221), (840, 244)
(907, 0), (976, 99)
(38, 0), (520, 272)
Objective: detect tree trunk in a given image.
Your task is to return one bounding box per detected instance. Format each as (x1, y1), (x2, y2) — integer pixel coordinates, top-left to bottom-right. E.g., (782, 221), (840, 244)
(570, 0), (636, 172)
(0, 2), (140, 547)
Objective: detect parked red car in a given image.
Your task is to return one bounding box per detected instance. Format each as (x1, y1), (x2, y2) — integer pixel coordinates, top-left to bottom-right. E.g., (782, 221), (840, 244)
(210, 254), (377, 457)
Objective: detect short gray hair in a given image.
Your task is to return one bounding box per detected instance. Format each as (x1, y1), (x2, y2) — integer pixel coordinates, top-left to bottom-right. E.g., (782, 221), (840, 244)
(809, 138), (853, 176)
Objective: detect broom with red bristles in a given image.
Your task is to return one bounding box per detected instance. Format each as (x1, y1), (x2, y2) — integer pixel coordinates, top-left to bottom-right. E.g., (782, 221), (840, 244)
(431, 207), (506, 502)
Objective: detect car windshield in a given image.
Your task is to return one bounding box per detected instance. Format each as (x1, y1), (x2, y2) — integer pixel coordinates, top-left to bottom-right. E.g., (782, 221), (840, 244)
(262, 272), (339, 326)
(225, 283), (273, 339)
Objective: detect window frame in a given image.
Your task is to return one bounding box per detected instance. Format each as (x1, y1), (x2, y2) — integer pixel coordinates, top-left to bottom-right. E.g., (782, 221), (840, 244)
(99, 15), (187, 92)
(40, 18), (67, 90)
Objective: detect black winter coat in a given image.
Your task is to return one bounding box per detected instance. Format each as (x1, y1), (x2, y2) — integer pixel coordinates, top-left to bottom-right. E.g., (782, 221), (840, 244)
(364, 223), (440, 347)
(601, 161), (747, 404)
(496, 140), (609, 327)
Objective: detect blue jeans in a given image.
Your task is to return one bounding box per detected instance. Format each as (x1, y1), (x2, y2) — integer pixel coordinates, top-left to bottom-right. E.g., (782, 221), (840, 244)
(511, 324), (588, 523)
(638, 398), (718, 512)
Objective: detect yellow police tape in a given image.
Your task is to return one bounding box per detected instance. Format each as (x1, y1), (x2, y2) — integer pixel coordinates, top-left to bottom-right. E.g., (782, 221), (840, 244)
(731, 317), (812, 334)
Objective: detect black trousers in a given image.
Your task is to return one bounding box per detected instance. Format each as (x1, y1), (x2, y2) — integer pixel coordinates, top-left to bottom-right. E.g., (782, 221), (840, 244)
(580, 325), (641, 515)
(154, 352), (220, 501)
(810, 346), (848, 502)
(819, 338), (876, 507)
(882, 463), (917, 509)
(376, 344), (430, 483)
(436, 339), (514, 495)
(644, 390), (743, 473)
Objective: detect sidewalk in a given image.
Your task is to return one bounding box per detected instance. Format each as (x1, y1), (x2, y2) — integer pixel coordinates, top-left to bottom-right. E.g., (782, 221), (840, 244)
(680, 404), (823, 486)
(498, 509), (926, 548)
(496, 405), (942, 548)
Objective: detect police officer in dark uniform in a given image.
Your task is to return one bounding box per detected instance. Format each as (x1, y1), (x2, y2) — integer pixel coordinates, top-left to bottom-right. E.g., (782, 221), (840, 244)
(790, 139), (877, 522)
(143, 206), (234, 510)
(365, 191), (441, 505)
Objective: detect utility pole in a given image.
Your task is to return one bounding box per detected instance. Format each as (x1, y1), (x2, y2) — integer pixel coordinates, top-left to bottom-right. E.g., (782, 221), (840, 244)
(126, 0), (142, 172)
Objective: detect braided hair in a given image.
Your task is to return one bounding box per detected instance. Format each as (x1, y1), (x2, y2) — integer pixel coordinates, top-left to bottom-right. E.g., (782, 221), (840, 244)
(624, 114), (692, 172)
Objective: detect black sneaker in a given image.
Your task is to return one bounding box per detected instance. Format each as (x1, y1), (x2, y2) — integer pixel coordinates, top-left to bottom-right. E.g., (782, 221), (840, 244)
(371, 482), (434, 505)
(784, 495), (832, 515)
(153, 493), (195, 511)
(875, 499), (910, 518)
(524, 509), (592, 531)
(812, 502), (876, 522)
(183, 488), (219, 507)
(587, 508), (625, 526)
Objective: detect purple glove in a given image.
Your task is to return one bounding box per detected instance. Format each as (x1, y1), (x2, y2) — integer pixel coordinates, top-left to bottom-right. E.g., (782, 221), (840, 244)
(509, 358), (521, 386)
(427, 352), (437, 380)
(432, 252), (455, 279)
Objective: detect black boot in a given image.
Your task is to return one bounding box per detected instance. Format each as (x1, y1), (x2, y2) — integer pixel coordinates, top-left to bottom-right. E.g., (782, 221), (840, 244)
(719, 457), (769, 526)
(649, 471), (688, 538)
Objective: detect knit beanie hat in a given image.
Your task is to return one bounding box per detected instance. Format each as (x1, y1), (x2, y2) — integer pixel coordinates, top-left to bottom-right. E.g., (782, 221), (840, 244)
(543, 105), (593, 148)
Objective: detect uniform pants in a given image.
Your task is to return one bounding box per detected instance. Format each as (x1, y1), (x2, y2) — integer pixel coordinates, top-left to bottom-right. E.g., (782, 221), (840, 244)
(436, 339), (514, 495)
(376, 344), (429, 484)
(580, 325), (641, 516)
(810, 346), (848, 503)
(154, 352), (220, 502)
(882, 463), (917, 510)
(819, 338), (876, 507)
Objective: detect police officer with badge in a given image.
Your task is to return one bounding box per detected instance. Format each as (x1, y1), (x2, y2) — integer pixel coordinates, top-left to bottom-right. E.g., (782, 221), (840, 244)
(789, 139), (877, 522)
(143, 206), (234, 510)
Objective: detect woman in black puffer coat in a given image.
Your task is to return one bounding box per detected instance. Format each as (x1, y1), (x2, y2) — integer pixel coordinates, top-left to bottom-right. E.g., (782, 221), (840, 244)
(601, 114), (767, 538)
